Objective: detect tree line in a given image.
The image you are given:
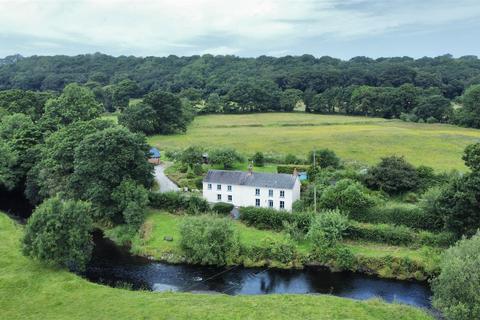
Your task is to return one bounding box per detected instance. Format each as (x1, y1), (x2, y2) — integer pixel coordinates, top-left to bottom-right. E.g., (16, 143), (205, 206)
(1, 53), (480, 126)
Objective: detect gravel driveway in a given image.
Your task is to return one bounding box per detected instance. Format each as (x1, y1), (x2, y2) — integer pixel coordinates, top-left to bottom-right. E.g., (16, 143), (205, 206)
(154, 164), (180, 193)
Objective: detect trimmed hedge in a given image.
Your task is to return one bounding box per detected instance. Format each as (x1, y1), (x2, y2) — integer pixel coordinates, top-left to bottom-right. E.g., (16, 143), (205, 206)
(346, 221), (456, 248)
(240, 207), (313, 232)
(149, 192), (209, 214)
(352, 202), (438, 230)
(212, 202), (234, 215)
(277, 164), (310, 174)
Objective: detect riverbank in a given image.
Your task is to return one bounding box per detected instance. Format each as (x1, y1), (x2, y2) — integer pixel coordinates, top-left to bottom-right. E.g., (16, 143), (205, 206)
(105, 210), (441, 281)
(0, 212), (434, 320)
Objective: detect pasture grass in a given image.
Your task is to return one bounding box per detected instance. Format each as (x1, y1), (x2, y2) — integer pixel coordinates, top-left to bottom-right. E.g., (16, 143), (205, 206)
(0, 213), (433, 320)
(148, 113), (480, 171)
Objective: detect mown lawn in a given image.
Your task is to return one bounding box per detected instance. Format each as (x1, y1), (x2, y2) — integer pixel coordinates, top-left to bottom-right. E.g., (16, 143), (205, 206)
(0, 213), (433, 320)
(148, 113), (480, 171)
(129, 211), (439, 269)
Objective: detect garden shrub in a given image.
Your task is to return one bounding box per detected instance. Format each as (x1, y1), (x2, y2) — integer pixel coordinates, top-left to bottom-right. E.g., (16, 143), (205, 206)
(149, 191), (209, 214)
(180, 215), (240, 265)
(240, 207), (313, 232)
(242, 237), (297, 264)
(212, 202), (234, 215)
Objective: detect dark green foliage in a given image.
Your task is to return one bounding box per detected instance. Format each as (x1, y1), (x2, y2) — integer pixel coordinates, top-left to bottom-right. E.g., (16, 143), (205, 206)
(284, 153), (303, 165)
(149, 191), (209, 214)
(432, 231), (480, 320)
(69, 127), (153, 223)
(364, 156), (419, 195)
(0, 89), (52, 120)
(240, 207), (313, 233)
(454, 84), (480, 128)
(118, 103), (156, 134)
(280, 89), (303, 111)
(308, 149), (341, 168)
(414, 95), (451, 122)
(0, 141), (18, 190)
(212, 202), (234, 215)
(179, 145), (204, 167)
(143, 90), (190, 134)
(252, 152), (265, 167)
(111, 179), (149, 228)
(307, 209), (349, 246)
(22, 197), (93, 271)
(242, 237), (298, 264)
(42, 83), (102, 127)
(180, 215), (240, 265)
(462, 143), (480, 172)
(209, 148), (243, 169)
(346, 222), (455, 247)
(319, 178), (377, 216)
(354, 203), (437, 230)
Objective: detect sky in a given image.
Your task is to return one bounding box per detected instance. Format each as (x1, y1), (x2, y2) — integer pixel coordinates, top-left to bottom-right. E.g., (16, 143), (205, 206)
(0, 0), (479, 59)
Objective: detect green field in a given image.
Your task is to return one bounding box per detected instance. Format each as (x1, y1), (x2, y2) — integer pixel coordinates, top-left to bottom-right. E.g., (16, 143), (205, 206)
(148, 113), (480, 171)
(0, 213), (433, 320)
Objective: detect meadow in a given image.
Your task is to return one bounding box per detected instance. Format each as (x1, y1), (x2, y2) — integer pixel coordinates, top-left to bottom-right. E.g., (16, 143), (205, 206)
(0, 213), (433, 320)
(148, 113), (480, 171)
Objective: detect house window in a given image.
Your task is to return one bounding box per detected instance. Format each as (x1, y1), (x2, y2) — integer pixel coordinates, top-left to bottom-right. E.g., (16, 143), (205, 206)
(255, 188), (260, 196)
(227, 185), (232, 191)
(280, 201), (285, 209)
(280, 190), (285, 198)
(217, 184), (221, 190)
(207, 184), (212, 190)
(268, 200), (273, 208)
(255, 199), (260, 207)
(228, 195), (233, 202)
(268, 189), (273, 197)
(217, 194), (222, 201)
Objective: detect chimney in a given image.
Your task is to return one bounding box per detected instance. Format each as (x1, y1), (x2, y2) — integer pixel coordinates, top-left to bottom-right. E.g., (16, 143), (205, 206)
(293, 167), (298, 177)
(247, 163), (253, 176)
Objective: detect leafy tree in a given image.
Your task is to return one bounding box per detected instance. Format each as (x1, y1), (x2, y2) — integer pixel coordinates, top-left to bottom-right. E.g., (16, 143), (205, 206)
(432, 231), (480, 320)
(69, 127), (153, 223)
(26, 119), (113, 204)
(280, 89), (303, 111)
(319, 178), (377, 215)
(455, 84), (480, 128)
(308, 149), (341, 168)
(205, 93), (223, 113)
(180, 215), (240, 265)
(227, 79), (281, 112)
(179, 145), (204, 167)
(42, 83), (102, 127)
(463, 143), (480, 171)
(252, 152), (265, 167)
(209, 148), (244, 169)
(0, 89), (52, 120)
(112, 79), (140, 110)
(22, 197), (93, 271)
(364, 156), (419, 195)
(118, 103), (156, 134)
(414, 95), (451, 122)
(111, 179), (149, 228)
(143, 90), (189, 134)
(0, 141), (18, 190)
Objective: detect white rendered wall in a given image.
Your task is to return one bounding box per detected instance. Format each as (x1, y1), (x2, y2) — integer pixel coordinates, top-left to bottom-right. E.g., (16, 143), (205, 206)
(203, 177), (300, 211)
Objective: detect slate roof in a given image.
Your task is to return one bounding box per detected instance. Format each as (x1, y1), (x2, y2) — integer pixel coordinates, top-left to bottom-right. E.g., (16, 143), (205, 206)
(149, 147), (161, 158)
(203, 170), (298, 189)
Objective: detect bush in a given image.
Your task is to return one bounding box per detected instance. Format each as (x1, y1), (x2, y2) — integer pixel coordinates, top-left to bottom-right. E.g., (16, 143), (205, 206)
(149, 192), (209, 214)
(364, 156), (419, 195)
(252, 152), (265, 167)
(307, 209), (349, 246)
(180, 215), (240, 265)
(212, 202), (234, 215)
(346, 222), (455, 247)
(432, 231), (480, 320)
(243, 237), (298, 264)
(319, 178), (377, 216)
(354, 202), (437, 230)
(22, 197), (93, 271)
(284, 153), (302, 165)
(240, 207), (313, 232)
(308, 149), (341, 169)
(277, 164), (309, 174)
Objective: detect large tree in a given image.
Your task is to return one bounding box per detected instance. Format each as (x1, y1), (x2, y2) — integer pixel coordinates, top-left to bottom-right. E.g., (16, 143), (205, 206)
(143, 90), (190, 134)
(69, 126), (153, 223)
(42, 83), (102, 127)
(118, 102), (156, 135)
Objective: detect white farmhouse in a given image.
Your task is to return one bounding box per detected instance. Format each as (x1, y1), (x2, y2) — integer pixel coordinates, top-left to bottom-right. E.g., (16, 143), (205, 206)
(202, 168), (301, 211)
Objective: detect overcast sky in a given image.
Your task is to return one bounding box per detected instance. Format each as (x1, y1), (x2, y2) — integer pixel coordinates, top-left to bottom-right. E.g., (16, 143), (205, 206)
(1, 0), (479, 59)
